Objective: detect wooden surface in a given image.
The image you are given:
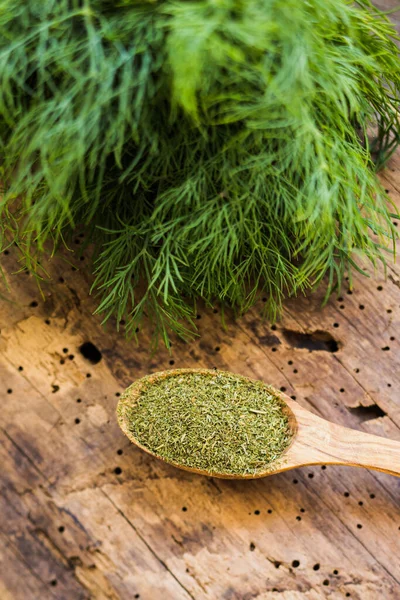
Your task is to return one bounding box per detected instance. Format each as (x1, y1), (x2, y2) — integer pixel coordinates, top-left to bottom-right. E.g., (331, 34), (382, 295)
(1, 152), (400, 600)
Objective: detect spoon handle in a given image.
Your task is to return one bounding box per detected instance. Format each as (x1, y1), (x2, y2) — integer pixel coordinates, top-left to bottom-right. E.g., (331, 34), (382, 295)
(285, 399), (400, 477)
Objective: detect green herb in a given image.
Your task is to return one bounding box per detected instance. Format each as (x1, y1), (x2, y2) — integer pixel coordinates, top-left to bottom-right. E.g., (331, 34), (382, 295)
(1, 1), (400, 347)
(118, 370), (293, 476)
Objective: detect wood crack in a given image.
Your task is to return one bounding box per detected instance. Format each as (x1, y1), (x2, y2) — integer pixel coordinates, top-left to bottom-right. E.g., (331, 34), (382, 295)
(101, 489), (196, 600)
(306, 484), (400, 589)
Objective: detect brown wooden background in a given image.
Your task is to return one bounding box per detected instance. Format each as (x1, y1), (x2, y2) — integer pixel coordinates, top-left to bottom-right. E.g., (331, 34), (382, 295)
(2, 5), (400, 599)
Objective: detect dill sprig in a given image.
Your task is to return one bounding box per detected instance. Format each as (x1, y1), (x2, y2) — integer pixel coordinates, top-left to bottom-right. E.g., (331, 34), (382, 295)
(1, 0), (400, 346)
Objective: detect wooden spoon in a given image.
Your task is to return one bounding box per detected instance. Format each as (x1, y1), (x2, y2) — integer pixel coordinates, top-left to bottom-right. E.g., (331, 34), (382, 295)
(117, 368), (400, 479)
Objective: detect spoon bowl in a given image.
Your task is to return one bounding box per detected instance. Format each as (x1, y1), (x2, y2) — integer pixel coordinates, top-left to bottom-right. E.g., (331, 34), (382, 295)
(117, 368), (400, 479)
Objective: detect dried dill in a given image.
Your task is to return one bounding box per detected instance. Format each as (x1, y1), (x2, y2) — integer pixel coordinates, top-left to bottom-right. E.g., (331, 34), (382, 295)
(118, 370), (293, 476)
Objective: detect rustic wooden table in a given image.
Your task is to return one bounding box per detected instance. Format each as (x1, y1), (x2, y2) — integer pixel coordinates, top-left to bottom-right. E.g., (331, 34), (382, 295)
(1, 149), (400, 600)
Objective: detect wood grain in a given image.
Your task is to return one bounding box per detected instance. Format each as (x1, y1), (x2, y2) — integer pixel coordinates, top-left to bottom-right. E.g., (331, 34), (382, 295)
(283, 398), (400, 477)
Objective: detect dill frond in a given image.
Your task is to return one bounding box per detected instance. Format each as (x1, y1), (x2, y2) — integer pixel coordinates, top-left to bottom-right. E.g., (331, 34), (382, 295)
(1, 0), (399, 345)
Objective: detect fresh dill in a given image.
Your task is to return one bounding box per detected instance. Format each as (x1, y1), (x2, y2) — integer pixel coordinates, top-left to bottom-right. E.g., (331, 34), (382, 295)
(1, 1), (400, 346)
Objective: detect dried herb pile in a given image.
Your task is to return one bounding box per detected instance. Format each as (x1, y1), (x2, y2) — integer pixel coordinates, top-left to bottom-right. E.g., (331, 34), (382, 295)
(1, 1), (400, 346)
(119, 371), (293, 476)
